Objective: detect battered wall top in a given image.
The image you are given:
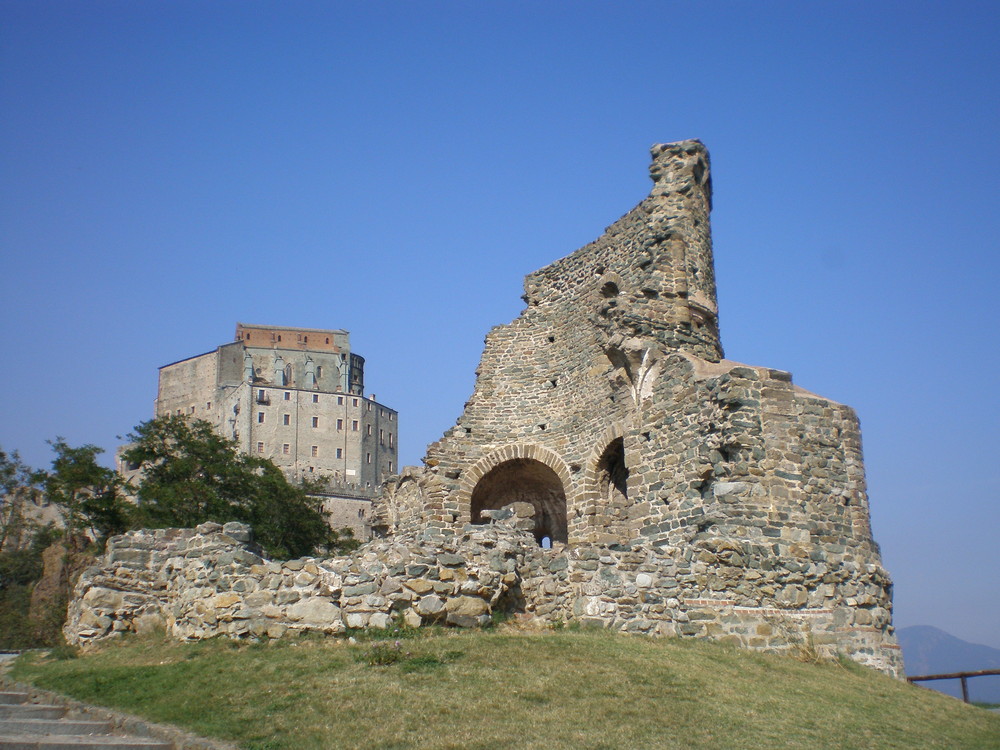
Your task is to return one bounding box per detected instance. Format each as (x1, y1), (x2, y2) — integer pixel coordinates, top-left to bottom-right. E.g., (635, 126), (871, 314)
(520, 138), (721, 362)
(235, 323), (350, 353)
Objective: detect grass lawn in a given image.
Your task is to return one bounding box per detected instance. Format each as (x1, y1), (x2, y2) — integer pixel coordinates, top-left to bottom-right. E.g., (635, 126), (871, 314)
(11, 628), (1000, 750)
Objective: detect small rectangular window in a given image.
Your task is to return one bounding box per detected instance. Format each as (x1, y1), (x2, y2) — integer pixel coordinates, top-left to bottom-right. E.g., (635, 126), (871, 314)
(313, 394), (319, 403)
(366, 452), (372, 464)
(284, 392), (290, 401)
(368, 402), (372, 411)
(258, 390), (265, 400)
(367, 425), (372, 436)
(352, 420), (359, 431)
(337, 418), (343, 430)
(206, 402), (212, 410)
(282, 444), (290, 454)
(336, 448), (343, 459)
(388, 433), (393, 447)
(389, 412), (394, 421)
(258, 412), (265, 423)
(379, 429), (384, 444)
(311, 445), (318, 457)
(389, 461), (394, 472)
(312, 416), (319, 428)
(257, 442), (265, 453)
(189, 406), (195, 414)
(283, 414), (290, 425)
(337, 396), (344, 405)
(352, 398), (359, 407)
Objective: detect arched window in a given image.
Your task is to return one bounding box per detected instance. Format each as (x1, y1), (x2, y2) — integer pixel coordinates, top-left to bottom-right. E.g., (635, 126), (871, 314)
(596, 438), (628, 505)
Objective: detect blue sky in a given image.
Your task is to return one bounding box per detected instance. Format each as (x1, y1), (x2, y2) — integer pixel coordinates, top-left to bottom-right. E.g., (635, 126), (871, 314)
(2, 2), (998, 649)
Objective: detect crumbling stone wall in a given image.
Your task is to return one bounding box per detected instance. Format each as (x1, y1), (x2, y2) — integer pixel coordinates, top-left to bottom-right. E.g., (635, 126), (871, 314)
(65, 519), (532, 644)
(66, 140), (902, 677)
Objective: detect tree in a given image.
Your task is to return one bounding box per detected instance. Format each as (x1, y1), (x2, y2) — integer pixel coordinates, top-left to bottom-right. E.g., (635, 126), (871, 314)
(43, 439), (130, 546)
(0, 447), (44, 553)
(121, 415), (343, 558)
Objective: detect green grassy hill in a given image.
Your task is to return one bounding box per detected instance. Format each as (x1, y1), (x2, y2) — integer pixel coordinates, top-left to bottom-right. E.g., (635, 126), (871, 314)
(11, 628), (1000, 750)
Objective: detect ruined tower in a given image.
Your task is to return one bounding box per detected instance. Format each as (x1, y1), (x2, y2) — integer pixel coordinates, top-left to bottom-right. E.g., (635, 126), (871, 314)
(383, 139), (901, 673)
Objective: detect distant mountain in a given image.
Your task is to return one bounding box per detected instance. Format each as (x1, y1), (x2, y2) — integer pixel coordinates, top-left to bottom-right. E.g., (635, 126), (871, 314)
(898, 625), (1000, 703)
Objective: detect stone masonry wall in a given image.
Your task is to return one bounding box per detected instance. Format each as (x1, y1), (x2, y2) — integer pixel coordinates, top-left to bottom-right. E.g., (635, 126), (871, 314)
(66, 508), (899, 676)
(66, 519), (531, 644)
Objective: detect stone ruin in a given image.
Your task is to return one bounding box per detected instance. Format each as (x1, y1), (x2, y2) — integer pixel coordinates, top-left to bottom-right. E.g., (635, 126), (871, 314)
(65, 140), (903, 676)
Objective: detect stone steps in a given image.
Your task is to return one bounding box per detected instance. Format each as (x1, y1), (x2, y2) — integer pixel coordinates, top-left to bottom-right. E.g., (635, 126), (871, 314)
(0, 736), (171, 749)
(0, 719), (114, 735)
(0, 692), (171, 750)
(0, 706), (67, 720)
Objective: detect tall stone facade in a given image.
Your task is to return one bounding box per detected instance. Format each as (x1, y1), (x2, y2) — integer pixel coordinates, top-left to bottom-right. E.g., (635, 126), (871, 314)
(70, 141), (901, 676)
(133, 324), (398, 538)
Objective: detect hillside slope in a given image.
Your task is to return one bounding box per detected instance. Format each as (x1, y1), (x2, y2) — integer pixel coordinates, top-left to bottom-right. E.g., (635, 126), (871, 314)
(11, 629), (1000, 750)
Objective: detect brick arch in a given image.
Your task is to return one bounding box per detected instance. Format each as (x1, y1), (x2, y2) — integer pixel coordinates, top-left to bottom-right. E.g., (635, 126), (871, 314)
(457, 444), (577, 540)
(578, 424), (629, 524)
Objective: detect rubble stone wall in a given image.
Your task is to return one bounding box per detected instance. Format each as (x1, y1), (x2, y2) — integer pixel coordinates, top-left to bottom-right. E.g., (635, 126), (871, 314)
(66, 510), (900, 676)
(65, 520), (529, 644)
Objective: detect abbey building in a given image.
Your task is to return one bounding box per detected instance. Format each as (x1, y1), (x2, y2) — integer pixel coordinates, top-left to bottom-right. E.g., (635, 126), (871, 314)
(148, 323), (397, 536)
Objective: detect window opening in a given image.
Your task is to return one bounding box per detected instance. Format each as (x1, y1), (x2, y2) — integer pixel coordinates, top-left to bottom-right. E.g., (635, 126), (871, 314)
(470, 458), (568, 545)
(597, 438), (629, 507)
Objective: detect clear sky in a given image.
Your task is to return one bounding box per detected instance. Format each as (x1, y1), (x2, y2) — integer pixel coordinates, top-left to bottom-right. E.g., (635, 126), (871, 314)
(2, 2), (998, 649)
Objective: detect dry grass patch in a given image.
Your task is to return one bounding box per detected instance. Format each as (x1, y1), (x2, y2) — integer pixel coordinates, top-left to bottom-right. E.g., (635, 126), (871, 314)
(12, 628), (1000, 749)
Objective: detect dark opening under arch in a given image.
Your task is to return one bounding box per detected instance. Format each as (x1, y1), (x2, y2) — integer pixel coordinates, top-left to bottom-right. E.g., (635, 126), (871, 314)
(597, 438), (628, 505)
(470, 458), (568, 545)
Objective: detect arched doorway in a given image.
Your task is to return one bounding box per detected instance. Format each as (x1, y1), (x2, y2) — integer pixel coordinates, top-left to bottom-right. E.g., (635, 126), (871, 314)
(470, 458), (568, 544)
